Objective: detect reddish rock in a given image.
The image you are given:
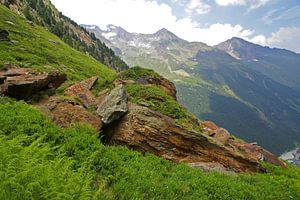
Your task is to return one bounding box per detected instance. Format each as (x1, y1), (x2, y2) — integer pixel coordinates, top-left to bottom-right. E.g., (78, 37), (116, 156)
(0, 67), (66, 99)
(64, 76), (98, 108)
(232, 142), (288, 168)
(0, 67), (31, 76)
(213, 128), (231, 144)
(35, 96), (102, 131)
(201, 121), (287, 168)
(201, 121), (219, 131)
(104, 104), (266, 173)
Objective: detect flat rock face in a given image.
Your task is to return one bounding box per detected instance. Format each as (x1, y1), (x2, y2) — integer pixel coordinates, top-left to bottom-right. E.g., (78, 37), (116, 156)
(64, 76), (98, 108)
(0, 67), (66, 99)
(96, 85), (128, 124)
(35, 96), (103, 131)
(104, 104), (266, 173)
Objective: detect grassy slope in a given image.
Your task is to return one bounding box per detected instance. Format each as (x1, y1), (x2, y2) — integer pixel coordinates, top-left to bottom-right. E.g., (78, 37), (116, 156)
(1, 97), (300, 200)
(0, 4), (115, 88)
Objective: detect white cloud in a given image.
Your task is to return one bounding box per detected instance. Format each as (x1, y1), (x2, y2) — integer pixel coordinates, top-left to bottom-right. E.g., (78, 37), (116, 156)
(50, 0), (253, 45)
(249, 27), (300, 53)
(185, 0), (211, 15)
(261, 5), (300, 24)
(249, 0), (271, 10)
(167, 17), (254, 45)
(50, 0), (176, 33)
(267, 27), (300, 53)
(215, 0), (246, 6)
(215, 0), (271, 10)
(50, 0), (299, 52)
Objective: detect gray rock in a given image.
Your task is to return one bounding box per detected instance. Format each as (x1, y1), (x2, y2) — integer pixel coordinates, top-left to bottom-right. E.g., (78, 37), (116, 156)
(96, 85), (128, 124)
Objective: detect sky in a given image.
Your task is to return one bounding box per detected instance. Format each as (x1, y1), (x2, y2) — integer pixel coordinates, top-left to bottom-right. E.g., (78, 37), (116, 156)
(50, 0), (300, 52)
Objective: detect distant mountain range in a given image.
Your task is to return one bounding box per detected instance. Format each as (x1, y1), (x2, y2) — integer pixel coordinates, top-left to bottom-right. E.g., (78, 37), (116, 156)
(83, 24), (300, 154)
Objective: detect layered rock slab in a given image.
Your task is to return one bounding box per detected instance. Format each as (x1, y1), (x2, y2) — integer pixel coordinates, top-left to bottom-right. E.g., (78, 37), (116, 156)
(201, 121), (287, 168)
(104, 104), (266, 173)
(0, 67), (66, 99)
(64, 76), (98, 108)
(35, 96), (103, 131)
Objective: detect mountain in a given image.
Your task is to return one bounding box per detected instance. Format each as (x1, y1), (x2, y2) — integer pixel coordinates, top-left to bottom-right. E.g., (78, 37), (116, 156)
(216, 37), (300, 91)
(84, 24), (300, 155)
(1, 0), (128, 71)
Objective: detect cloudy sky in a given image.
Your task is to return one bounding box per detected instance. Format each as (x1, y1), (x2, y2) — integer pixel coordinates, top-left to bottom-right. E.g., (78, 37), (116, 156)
(50, 0), (300, 52)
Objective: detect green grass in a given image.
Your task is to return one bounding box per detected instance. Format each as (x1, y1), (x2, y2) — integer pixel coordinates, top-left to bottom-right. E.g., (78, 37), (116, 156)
(118, 66), (161, 81)
(0, 4), (116, 89)
(1, 97), (300, 199)
(125, 83), (201, 131)
(125, 83), (187, 119)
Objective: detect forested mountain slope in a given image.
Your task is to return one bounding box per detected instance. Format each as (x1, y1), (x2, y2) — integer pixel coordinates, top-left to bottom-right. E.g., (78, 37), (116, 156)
(1, 0), (128, 71)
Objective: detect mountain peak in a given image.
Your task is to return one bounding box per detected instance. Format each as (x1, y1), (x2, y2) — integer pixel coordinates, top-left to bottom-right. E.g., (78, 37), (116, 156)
(154, 28), (178, 40)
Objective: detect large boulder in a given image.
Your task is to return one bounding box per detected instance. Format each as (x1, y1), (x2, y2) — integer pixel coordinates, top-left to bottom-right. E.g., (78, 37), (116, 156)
(96, 85), (128, 124)
(103, 104), (266, 173)
(0, 67), (66, 99)
(35, 96), (103, 131)
(64, 76), (98, 108)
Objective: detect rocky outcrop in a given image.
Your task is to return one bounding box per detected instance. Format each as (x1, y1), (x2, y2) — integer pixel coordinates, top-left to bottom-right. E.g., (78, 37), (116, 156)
(35, 96), (103, 131)
(0, 29), (9, 41)
(136, 76), (177, 99)
(64, 76), (98, 108)
(0, 67), (66, 99)
(96, 85), (128, 124)
(201, 121), (287, 168)
(104, 104), (266, 173)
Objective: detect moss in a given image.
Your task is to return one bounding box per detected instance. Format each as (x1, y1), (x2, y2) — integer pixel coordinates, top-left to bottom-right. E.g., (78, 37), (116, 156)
(125, 84), (201, 131)
(125, 84), (186, 119)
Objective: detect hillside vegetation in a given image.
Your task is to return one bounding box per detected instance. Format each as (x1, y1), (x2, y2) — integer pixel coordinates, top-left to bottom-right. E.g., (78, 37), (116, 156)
(1, 0), (128, 71)
(1, 97), (300, 200)
(0, 4), (115, 88)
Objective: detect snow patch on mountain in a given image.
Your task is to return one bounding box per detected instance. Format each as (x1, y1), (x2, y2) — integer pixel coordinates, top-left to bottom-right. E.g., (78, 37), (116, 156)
(102, 32), (117, 39)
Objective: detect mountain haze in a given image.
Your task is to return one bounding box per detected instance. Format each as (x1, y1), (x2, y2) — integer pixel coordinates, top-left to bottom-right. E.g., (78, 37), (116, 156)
(84, 24), (300, 154)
